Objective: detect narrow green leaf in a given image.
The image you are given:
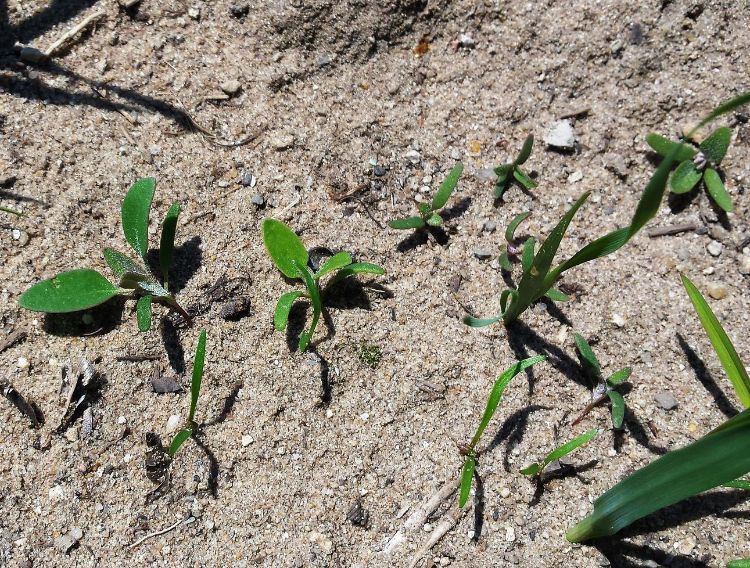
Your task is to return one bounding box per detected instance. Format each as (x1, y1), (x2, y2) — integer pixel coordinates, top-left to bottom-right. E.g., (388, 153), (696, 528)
(329, 262), (385, 286)
(0, 205), (24, 215)
(703, 168), (733, 212)
(19, 269), (119, 313)
(552, 227), (630, 277)
(458, 456), (476, 508)
(262, 218), (309, 279)
(499, 252), (513, 272)
(574, 334), (601, 376)
(645, 133), (697, 161)
(132, 277), (169, 299)
(695, 92), (750, 130)
(294, 262), (321, 352)
(187, 330), (207, 424)
(513, 168), (537, 190)
(168, 427), (193, 457)
(682, 275), (750, 408)
(160, 202), (181, 287)
(567, 407), (750, 542)
(500, 289), (518, 315)
(608, 391), (625, 429)
(136, 295), (152, 332)
(468, 356), (546, 449)
(671, 161), (702, 194)
(607, 367), (632, 386)
(431, 163), (463, 210)
(514, 134), (534, 166)
(314, 252), (352, 280)
(388, 216), (425, 230)
(521, 237), (535, 273)
(727, 559), (750, 568)
(505, 212), (531, 243)
(494, 164), (512, 178)
(274, 291), (304, 330)
(463, 314), (503, 327)
(542, 428), (598, 469)
(545, 289), (570, 302)
(722, 479), (750, 491)
(700, 126), (731, 165)
(417, 203), (432, 218)
(494, 179), (509, 199)
(122, 177), (155, 258)
(426, 212), (443, 227)
(103, 248), (146, 279)
(520, 463), (541, 476)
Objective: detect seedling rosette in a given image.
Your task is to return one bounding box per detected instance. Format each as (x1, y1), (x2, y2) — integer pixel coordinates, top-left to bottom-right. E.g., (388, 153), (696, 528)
(389, 163), (463, 230)
(494, 134), (537, 200)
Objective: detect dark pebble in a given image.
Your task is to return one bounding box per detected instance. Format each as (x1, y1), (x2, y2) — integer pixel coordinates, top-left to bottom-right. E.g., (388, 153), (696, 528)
(373, 165), (387, 177)
(220, 297), (252, 320)
(230, 3), (249, 17)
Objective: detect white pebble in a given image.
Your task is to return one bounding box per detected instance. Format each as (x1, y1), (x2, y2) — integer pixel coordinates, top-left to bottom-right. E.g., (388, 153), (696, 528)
(612, 313), (626, 327)
(117, 416), (127, 425)
(166, 415), (181, 433)
(48, 485), (65, 501)
(707, 240), (723, 257)
(241, 435), (254, 447)
(505, 526), (516, 542)
(17, 357), (29, 369)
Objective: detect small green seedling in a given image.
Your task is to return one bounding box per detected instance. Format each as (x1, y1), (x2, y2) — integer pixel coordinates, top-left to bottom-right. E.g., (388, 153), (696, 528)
(263, 218), (384, 352)
(168, 329), (207, 458)
(18, 178), (188, 331)
(357, 342), (383, 370)
(519, 428), (599, 478)
(458, 355), (545, 507)
(498, 212), (533, 272)
(494, 135), (537, 200)
(646, 127), (734, 212)
(1, 205), (24, 216)
(571, 334), (632, 429)
(388, 163), (463, 230)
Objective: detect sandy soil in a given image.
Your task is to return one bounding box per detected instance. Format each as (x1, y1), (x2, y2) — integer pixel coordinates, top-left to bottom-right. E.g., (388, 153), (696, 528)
(2, 0), (750, 566)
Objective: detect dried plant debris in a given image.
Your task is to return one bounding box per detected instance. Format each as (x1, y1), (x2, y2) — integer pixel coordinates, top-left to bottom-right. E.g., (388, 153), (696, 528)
(0, 329), (27, 353)
(1, 380), (43, 428)
(144, 432), (171, 484)
(56, 356), (104, 433)
(346, 499), (370, 528)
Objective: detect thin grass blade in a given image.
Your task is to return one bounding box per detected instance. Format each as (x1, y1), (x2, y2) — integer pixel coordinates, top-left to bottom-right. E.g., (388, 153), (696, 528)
(574, 334), (601, 375)
(168, 427), (193, 457)
(463, 314), (503, 327)
(541, 428), (598, 469)
(521, 237), (535, 273)
(682, 275), (750, 408)
(514, 134), (534, 166)
(187, 330), (207, 424)
(458, 456), (476, 507)
(505, 212), (531, 243)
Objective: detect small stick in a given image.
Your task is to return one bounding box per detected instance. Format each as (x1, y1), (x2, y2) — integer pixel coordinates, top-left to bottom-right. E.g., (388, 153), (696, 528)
(647, 223), (698, 238)
(115, 354), (159, 362)
(558, 107), (591, 119)
(0, 329), (27, 354)
(128, 516), (186, 549)
(44, 10), (106, 57)
(408, 503), (470, 568)
(571, 394), (607, 426)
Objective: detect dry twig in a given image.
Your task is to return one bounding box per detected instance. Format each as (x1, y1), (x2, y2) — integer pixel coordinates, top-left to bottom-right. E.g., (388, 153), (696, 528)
(45, 10), (106, 57)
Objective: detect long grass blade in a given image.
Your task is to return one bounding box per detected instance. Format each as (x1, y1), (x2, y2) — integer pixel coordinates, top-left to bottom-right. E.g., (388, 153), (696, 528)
(188, 330), (207, 424)
(458, 456), (476, 507)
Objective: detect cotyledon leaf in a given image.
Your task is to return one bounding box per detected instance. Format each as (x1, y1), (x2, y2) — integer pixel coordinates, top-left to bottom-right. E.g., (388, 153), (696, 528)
(314, 252), (352, 280)
(703, 168), (733, 212)
(274, 291), (304, 330)
(388, 216), (425, 230)
(136, 295), (152, 332)
(700, 126), (731, 165)
(122, 177), (155, 259)
(262, 218), (308, 279)
(645, 133), (697, 161)
(19, 269), (119, 313)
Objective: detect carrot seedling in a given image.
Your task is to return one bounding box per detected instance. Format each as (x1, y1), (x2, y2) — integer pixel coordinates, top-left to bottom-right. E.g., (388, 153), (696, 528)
(571, 334), (632, 429)
(519, 428), (599, 477)
(494, 135), (536, 200)
(168, 329), (207, 458)
(262, 218), (384, 352)
(388, 163), (463, 230)
(464, 91), (750, 328)
(18, 178), (189, 330)
(458, 355), (545, 507)
(646, 127), (734, 212)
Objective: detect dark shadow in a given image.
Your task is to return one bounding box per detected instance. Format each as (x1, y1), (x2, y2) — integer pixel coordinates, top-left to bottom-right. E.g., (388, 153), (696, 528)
(0, 0), (100, 51)
(426, 225), (450, 246)
(471, 468), (485, 543)
(396, 228), (428, 252)
(613, 406), (668, 455)
(594, 539), (710, 568)
(323, 280), (393, 310)
(0, 188), (50, 207)
(677, 333), (739, 419)
(146, 235), (203, 295)
(160, 318), (185, 375)
(539, 297), (573, 327)
(316, 349), (332, 406)
(203, 381), (244, 427)
(192, 431), (219, 498)
(43, 296), (125, 336)
(486, 404), (548, 472)
(285, 302), (308, 352)
(667, 188), (698, 215)
(440, 197), (472, 222)
(528, 459), (599, 507)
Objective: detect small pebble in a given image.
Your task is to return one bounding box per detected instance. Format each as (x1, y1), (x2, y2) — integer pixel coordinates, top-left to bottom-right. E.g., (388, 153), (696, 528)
(373, 165), (387, 177)
(610, 38), (624, 54)
(250, 193), (265, 207)
(241, 435), (254, 447)
(505, 526), (516, 542)
(117, 416), (127, 425)
(568, 170), (583, 183)
(500, 487), (510, 498)
(707, 283), (727, 300)
(316, 53), (333, 67)
(738, 255), (750, 275)
(706, 240), (723, 257)
(17, 356), (29, 369)
(611, 313), (626, 328)
(473, 248), (493, 260)
(271, 134), (295, 151)
(54, 534), (77, 553)
(404, 149), (421, 164)
(69, 527), (83, 541)
(654, 391), (678, 411)
(166, 414), (181, 433)
(19, 46), (45, 64)
(220, 80), (242, 96)
(49, 485), (65, 501)
(220, 296), (252, 320)
(450, 148), (462, 160)
(458, 34), (475, 48)
(676, 535), (697, 556)
(187, 6), (200, 19)
(482, 220), (497, 233)
(543, 120), (576, 149)
(229, 3), (250, 18)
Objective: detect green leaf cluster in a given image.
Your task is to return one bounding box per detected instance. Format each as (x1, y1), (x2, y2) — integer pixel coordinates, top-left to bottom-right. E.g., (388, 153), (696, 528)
(262, 219), (384, 352)
(494, 135), (537, 199)
(646, 127), (734, 212)
(168, 329), (207, 457)
(18, 178), (188, 331)
(388, 163), (463, 230)
(519, 428), (598, 477)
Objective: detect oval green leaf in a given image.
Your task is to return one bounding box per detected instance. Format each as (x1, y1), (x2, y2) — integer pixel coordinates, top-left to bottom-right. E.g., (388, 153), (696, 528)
(122, 177), (155, 258)
(103, 248), (146, 280)
(314, 252), (352, 280)
(389, 216), (425, 230)
(274, 291), (304, 330)
(608, 391), (625, 429)
(607, 367), (632, 386)
(645, 133), (697, 161)
(262, 218), (308, 279)
(431, 163), (463, 210)
(670, 161), (702, 194)
(574, 333), (601, 375)
(19, 269), (119, 313)
(700, 126), (731, 165)
(136, 295), (152, 332)
(703, 168), (733, 212)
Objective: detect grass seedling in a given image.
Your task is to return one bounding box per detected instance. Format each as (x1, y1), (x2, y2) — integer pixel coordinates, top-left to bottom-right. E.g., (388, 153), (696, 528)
(566, 275), (750, 542)
(263, 218), (384, 352)
(464, 91), (750, 328)
(519, 428), (599, 478)
(19, 178), (189, 331)
(388, 163), (463, 230)
(646, 127), (734, 212)
(1, 205), (24, 215)
(168, 329), (207, 458)
(494, 135), (536, 200)
(571, 334), (632, 428)
(498, 212), (533, 272)
(458, 355), (545, 507)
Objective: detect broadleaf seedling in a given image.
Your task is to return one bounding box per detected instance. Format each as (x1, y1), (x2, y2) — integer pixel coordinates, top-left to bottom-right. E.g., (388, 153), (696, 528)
(168, 329), (207, 458)
(18, 178), (189, 330)
(520, 428), (599, 478)
(571, 334), (632, 429)
(263, 218), (385, 352)
(458, 355), (545, 507)
(388, 163), (463, 230)
(646, 127), (734, 212)
(494, 135), (537, 200)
